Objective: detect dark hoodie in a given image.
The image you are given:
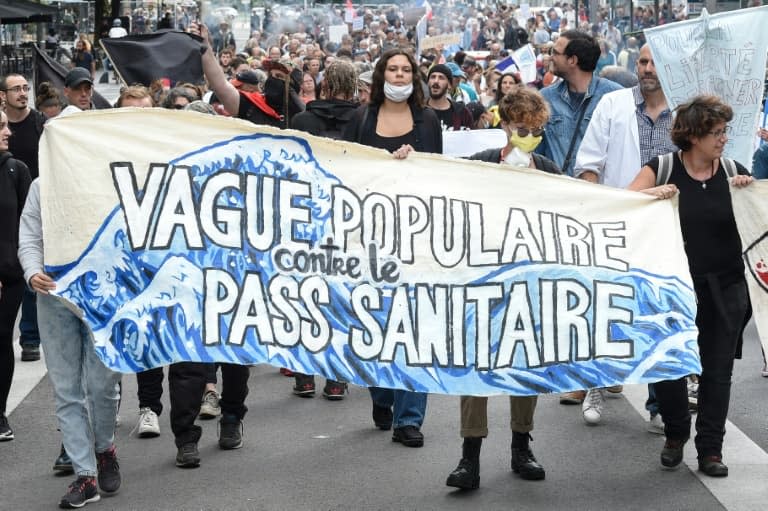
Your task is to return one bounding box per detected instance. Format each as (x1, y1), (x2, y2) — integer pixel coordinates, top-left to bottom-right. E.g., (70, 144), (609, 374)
(291, 99), (359, 140)
(0, 152), (31, 284)
(264, 69), (305, 128)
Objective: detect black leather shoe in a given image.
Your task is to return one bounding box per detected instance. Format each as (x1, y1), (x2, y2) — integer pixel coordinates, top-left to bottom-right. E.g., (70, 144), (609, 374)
(446, 458), (480, 490)
(511, 447), (546, 480)
(372, 403), (393, 430)
(660, 438), (686, 468)
(698, 456), (728, 477)
(392, 425), (424, 447)
(53, 444), (74, 474)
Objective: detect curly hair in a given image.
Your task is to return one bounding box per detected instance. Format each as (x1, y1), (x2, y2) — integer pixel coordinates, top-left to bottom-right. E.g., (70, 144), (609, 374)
(369, 48), (424, 108)
(498, 85), (549, 128)
(671, 95), (733, 151)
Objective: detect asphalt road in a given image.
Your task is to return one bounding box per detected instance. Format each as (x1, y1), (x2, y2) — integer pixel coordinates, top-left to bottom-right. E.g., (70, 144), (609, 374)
(3, 320), (767, 511)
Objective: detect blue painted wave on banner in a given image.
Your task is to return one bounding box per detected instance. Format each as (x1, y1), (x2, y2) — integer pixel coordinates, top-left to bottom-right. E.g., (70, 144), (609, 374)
(48, 133), (700, 395)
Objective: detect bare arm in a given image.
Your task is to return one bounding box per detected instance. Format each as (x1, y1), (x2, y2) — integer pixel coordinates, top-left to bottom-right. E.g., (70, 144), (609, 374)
(628, 165), (678, 199)
(189, 22), (240, 117)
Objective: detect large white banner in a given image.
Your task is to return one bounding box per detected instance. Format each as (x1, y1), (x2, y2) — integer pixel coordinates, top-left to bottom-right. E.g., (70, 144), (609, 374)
(38, 110), (702, 396)
(645, 6), (768, 171)
(731, 183), (768, 359)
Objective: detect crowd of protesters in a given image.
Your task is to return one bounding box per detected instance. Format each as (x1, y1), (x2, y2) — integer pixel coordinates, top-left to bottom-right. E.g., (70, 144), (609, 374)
(1, 0), (767, 508)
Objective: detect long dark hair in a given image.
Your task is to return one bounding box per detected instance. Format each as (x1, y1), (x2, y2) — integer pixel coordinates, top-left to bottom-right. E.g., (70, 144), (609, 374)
(369, 48), (425, 108)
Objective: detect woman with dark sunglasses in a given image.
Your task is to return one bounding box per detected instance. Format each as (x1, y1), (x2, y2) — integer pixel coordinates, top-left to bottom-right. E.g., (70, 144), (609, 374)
(466, 85), (560, 174)
(446, 85), (560, 491)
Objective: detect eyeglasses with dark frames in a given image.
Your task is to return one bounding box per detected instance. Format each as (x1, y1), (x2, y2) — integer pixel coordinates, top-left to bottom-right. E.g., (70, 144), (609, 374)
(513, 127), (545, 137)
(3, 85), (30, 93)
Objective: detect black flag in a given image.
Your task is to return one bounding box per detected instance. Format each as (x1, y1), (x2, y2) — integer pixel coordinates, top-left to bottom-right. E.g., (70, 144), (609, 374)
(33, 45), (112, 110)
(100, 31), (206, 87)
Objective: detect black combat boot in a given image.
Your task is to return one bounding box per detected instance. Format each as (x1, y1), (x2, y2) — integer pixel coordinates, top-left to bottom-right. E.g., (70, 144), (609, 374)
(446, 437), (482, 490)
(511, 432), (545, 480)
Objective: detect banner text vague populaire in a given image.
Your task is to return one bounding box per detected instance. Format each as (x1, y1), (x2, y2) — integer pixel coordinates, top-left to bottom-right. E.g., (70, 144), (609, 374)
(39, 110), (701, 395)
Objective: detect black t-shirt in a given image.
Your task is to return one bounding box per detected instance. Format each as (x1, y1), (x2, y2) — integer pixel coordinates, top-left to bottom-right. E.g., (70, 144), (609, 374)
(9, 111), (43, 179)
(369, 130), (419, 154)
(433, 106), (453, 131)
(647, 152), (747, 282)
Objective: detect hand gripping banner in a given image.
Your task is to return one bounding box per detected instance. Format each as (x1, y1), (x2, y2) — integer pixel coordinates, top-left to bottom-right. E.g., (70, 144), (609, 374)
(39, 109), (701, 396)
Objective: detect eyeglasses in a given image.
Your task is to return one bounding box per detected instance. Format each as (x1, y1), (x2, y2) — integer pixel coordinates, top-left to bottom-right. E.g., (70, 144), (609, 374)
(707, 126), (731, 138)
(172, 104), (186, 110)
(4, 85), (30, 93)
(513, 127), (545, 137)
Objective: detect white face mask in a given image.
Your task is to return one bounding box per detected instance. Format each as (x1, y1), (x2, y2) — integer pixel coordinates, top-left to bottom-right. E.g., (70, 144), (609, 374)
(503, 146), (531, 167)
(383, 81), (413, 103)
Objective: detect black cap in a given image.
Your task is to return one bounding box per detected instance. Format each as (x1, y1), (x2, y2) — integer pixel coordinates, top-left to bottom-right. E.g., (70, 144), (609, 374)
(64, 67), (93, 88)
(428, 63), (453, 82)
(232, 70), (260, 87)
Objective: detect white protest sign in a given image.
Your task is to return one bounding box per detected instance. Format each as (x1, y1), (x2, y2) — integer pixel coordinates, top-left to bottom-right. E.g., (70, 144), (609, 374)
(420, 33), (463, 51)
(513, 44), (537, 84)
(645, 6), (768, 171)
(352, 16), (364, 32)
(344, 9), (355, 23)
(328, 24), (348, 44)
(442, 129), (508, 157)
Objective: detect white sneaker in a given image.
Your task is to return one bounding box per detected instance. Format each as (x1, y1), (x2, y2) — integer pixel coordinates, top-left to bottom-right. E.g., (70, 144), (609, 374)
(647, 414), (664, 435)
(199, 390), (221, 420)
(137, 407), (160, 438)
(582, 388), (605, 425)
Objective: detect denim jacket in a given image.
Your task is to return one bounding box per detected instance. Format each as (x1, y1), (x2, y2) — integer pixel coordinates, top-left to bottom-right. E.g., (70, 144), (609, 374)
(537, 77), (622, 176)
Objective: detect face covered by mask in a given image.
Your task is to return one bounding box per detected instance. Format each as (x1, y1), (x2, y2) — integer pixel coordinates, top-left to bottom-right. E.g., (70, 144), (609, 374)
(509, 131), (543, 154)
(384, 81), (413, 103)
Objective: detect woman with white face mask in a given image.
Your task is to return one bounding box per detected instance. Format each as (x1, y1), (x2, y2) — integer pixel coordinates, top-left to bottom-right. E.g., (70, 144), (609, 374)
(342, 49), (441, 449)
(344, 49), (442, 159)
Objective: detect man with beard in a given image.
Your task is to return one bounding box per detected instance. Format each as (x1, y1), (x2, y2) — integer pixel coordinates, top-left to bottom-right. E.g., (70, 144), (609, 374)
(569, 44), (677, 426)
(0, 74), (46, 363)
(425, 64), (474, 131)
(536, 30), (622, 176)
(575, 44), (676, 188)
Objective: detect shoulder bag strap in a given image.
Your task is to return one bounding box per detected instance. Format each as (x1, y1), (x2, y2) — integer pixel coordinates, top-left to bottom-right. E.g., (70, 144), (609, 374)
(720, 157), (738, 178)
(561, 83), (598, 174)
(655, 152), (675, 186)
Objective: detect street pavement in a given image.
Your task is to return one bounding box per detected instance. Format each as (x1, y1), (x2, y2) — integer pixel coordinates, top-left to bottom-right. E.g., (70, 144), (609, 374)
(4, 77), (768, 511)
(3, 319), (768, 511)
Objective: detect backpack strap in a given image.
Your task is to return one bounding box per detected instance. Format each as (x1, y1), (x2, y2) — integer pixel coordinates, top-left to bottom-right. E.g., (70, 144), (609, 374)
(33, 110), (46, 138)
(720, 157), (738, 178)
(655, 152), (675, 186)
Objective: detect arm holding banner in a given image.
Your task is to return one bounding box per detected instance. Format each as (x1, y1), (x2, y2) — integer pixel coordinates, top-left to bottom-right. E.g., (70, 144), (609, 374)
(573, 98), (612, 183)
(17, 180), (56, 294)
(190, 22), (240, 118)
(627, 165), (678, 199)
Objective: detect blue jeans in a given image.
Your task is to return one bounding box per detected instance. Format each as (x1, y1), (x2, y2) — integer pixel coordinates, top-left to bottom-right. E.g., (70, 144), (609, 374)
(369, 387), (427, 429)
(645, 384), (659, 416)
(37, 293), (121, 477)
(18, 287), (40, 347)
